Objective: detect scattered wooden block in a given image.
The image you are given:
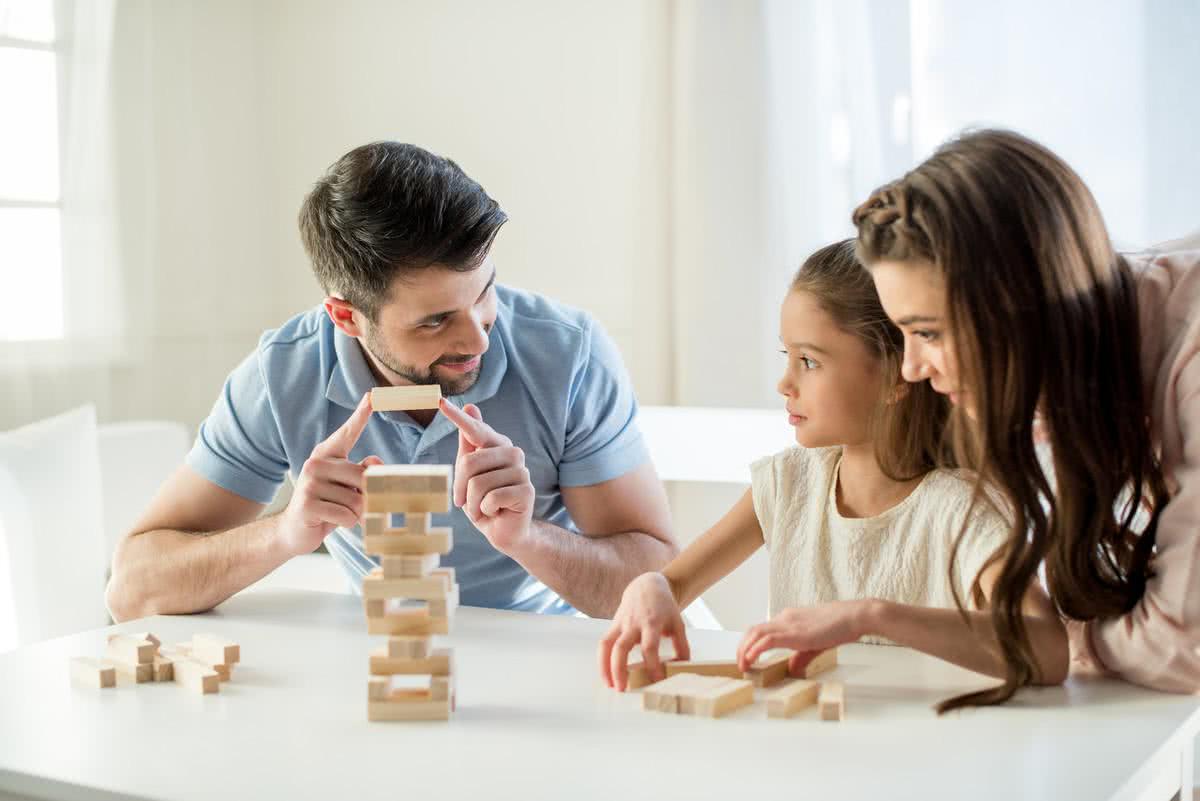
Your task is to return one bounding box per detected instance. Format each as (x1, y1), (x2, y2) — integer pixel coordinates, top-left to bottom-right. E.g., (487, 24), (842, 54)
(381, 553), (440, 579)
(387, 635), (431, 659)
(70, 657), (116, 689)
(765, 679), (820, 719)
(371, 385), (442, 412)
(369, 646), (453, 676)
(368, 697), (452, 722)
(363, 529), (453, 556)
(800, 648), (838, 678)
(665, 660), (743, 680)
(105, 634), (156, 665)
(192, 634), (240, 667)
(688, 677), (754, 718)
(159, 647), (220, 694)
(113, 661), (154, 683)
(172, 643), (231, 682)
(152, 655), (174, 682)
(745, 653), (791, 688)
(642, 673), (706, 714)
(819, 681), (844, 721)
(363, 568), (454, 601)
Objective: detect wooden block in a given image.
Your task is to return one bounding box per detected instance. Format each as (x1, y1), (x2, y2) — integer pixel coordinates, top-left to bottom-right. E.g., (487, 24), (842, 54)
(642, 674), (706, 714)
(368, 676), (389, 701)
(363, 568), (454, 601)
(387, 635), (431, 659)
(430, 676), (452, 702)
(113, 661), (154, 683)
(369, 646), (453, 676)
(365, 465), (451, 494)
(192, 634), (240, 666)
(427, 583), (460, 619)
(366, 608), (450, 636)
(364, 598), (385, 617)
(800, 648), (838, 679)
(363, 529), (453, 556)
(765, 679), (820, 719)
(666, 660), (744, 680)
(370, 385), (442, 412)
(403, 512), (431, 535)
(368, 697), (452, 722)
(70, 657), (116, 689)
(152, 656), (174, 682)
(626, 662), (651, 690)
(745, 653), (791, 688)
(106, 634), (157, 665)
(381, 553), (440, 579)
(365, 490), (449, 514)
(687, 677), (754, 718)
(362, 513), (387, 536)
(160, 647), (220, 694)
(110, 631), (160, 649)
(819, 681), (844, 721)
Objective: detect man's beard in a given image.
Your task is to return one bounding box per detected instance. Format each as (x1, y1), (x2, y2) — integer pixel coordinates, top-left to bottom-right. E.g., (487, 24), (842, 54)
(362, 328), (482, 397)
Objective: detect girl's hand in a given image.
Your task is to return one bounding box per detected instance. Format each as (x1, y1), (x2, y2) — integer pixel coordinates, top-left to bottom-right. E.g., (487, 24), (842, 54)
(736, 600), (873, 673)
(598, 572), (691, 692)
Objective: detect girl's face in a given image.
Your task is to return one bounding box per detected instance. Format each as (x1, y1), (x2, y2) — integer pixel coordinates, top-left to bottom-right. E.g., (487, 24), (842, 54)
(869, 259), (968, 411)
(776, 289), (885, 448)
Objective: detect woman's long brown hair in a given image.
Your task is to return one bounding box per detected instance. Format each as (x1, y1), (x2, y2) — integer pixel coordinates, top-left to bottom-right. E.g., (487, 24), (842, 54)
(852, 129), (1169, 713)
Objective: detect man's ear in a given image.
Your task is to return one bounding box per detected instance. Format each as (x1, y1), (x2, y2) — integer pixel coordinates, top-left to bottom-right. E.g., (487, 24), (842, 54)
(323, 296), (367, 337)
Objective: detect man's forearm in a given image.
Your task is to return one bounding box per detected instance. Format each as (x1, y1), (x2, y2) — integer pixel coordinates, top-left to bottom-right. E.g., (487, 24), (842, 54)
(862, 600), (1069, 685)
(506, 520), (678, 618)
(106, 514), (291, 621)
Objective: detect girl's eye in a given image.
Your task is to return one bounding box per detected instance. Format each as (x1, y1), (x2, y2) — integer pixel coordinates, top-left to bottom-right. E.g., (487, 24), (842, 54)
(801, 356), (819, 370)
(914, 330), (940, 343)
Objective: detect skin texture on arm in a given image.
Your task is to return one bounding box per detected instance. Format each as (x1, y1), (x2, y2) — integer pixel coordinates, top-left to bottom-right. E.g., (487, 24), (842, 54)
(737, 553), (1070, 685)
(599, 489), (765, 690)
(439, 399), (678, 618)
(106, 393), (382, 621)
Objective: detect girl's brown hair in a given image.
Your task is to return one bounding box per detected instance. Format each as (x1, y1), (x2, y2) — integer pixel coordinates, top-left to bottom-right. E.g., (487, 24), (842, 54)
(852, 129), (1168, 713)
(790, 240), (951, 482)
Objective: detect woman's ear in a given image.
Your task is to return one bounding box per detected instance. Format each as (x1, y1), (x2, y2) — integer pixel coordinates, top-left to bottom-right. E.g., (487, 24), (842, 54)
(323, 296), (367, 337)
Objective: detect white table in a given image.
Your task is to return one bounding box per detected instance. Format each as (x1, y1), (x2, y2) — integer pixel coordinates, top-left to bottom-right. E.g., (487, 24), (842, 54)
(1, 589), (1197, 801)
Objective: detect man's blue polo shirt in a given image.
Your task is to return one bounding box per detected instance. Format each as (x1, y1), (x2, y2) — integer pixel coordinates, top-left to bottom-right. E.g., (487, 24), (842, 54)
(186, 284), (649, 613)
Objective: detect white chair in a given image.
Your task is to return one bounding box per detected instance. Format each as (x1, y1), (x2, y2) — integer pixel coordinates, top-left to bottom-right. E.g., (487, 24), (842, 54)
(96, 420), (191, 565)
(637, 405), (796, 630)
(0, 406), (108, 652)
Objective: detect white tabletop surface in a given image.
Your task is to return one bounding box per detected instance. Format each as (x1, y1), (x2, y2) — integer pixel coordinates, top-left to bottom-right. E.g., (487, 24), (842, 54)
(1, 588), (1197, 801)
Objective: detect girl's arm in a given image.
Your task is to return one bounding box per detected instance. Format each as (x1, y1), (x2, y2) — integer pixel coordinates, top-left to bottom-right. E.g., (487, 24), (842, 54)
(737, 556), (1070, 685)
(600, 489), (764, 690)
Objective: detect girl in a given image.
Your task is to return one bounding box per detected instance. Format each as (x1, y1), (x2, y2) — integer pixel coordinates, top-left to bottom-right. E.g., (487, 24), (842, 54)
(599, 241), (1068, 705)
(853, 128), (1200, 708)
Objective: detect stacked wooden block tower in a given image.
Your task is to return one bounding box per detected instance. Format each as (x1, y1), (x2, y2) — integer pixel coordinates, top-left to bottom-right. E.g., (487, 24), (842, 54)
(362, 463), (459, 722)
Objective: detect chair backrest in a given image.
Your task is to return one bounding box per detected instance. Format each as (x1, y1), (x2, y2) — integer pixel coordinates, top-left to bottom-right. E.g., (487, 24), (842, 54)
(0, 406), (107, 651)
(637, 405), (794, 483)
(96, 420), (191, 562)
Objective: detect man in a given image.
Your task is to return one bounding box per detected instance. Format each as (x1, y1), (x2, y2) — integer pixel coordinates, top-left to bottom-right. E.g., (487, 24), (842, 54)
(105, 142), (676, 620)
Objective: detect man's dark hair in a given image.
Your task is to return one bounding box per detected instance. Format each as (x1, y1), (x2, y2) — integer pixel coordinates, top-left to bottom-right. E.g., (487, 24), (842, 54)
(299, 141), (508, 321)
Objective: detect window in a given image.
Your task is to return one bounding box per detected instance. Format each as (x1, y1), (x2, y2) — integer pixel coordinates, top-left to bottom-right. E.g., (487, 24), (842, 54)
(0, 0), (62, 342)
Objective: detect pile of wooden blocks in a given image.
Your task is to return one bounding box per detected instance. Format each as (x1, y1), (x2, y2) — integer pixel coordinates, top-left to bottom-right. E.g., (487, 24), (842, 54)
(70, 632), (240, 695)
(362, 463), (459, 722)
(634, 649), (844, 720)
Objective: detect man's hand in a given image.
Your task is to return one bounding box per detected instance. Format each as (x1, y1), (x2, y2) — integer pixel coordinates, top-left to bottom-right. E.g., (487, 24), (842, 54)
(439, 398), (534, 554)
(278, 392), (382, 557)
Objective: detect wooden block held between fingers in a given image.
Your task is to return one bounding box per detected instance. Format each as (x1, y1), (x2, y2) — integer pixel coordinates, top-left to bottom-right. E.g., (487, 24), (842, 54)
(819, 681), (845, 721)
(665, 660), (743, 680)
(765, 679), (820, 718)
(800, 648), (838, 679)
(70, 657), (116, 689)
(370, 385), (443, 412)
(745, 653), (791, 688)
